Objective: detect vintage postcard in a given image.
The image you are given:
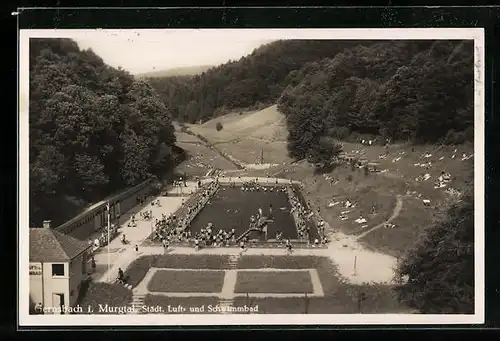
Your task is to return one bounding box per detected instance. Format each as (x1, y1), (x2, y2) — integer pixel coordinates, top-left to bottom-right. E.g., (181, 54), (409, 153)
(19, 28), (484, 326)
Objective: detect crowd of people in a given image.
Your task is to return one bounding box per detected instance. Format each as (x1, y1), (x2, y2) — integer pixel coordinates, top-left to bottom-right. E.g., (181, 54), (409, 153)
(152, 180), (220, 246)
(193, 223), (238, 250)
(240, 179), (288, 193)
(288, 186), (312, 241)
(288, 186), (329, 245)
(148, 178), (328, 251)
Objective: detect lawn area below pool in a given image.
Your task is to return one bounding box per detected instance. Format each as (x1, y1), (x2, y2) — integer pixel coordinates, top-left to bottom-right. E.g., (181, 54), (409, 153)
(234, 270), (314, 294)
(147, 270), (225, 293)
(124, 254), (231, 287)
(77, 280), (133, 314)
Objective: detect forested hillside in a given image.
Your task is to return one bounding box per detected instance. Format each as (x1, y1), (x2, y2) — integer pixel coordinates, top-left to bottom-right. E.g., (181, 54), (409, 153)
(148, 39), (473, 162)
(136, 64), (213, 79)
(29, 38), (177, 227)
(147, 40), (377, 123)
(28, 38), (474, 226)
(279, 40), (474, 159)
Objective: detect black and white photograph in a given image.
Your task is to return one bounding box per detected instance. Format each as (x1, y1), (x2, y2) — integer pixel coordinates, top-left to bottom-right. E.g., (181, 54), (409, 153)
(19, 28), (484, 326)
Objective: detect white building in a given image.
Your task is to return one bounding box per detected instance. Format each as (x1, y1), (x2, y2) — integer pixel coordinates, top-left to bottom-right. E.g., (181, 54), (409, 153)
(29, 220), (92, 314)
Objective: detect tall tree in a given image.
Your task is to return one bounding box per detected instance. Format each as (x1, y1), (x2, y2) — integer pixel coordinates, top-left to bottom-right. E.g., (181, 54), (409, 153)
(29, 38), (177, 226)
(395, 188), (474, 313)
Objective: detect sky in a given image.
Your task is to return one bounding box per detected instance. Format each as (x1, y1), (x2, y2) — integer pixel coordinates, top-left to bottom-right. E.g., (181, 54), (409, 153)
(23, 28), (483, 76)
(73, 31), (272, 75)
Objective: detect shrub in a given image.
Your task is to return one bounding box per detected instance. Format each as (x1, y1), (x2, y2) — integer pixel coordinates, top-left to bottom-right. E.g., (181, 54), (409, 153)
(308, 136), (343, 168)
(77, 280), (133, 314)
(147, 270), (225, 292)
(350, 159), (357, 172)
(463, 126), (474, 142)
(346, 174), (353, 182)
(216, 122), (223, 131)
(443, 129), (467, 145)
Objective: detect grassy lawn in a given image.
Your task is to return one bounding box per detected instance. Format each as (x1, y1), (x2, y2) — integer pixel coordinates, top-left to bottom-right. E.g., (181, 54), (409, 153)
(77, 280), (132, 314)
(175, 140), (238, 176)
(359, 196), (435, 257)
(147, 270), (225, 293)
(216, 139), (291, 165)
(297, 165), (405, 235)
(124, 254), (231, 287)
(143, 295), (221, 314)
(234, 271), (314, 294)
(237, 256), (343, 294)
(235, 255), (411, 313)
(186, 105), (292, 165)
(275, 144), (472, 255)
(175, 131), (202, 143)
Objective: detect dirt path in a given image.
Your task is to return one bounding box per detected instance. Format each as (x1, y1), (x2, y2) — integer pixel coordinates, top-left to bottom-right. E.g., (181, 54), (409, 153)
(356, 195), (404, 240)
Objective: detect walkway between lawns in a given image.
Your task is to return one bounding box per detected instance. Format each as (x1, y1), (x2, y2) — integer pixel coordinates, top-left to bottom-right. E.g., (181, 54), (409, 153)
(133, 267), (325, 298)
(98, 238), (397, 286)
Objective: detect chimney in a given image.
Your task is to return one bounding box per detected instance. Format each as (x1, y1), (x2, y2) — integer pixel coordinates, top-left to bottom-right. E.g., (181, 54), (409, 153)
(42, 220), (51, 229)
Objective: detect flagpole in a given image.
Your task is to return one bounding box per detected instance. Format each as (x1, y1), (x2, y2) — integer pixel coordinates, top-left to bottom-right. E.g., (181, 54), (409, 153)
(107, 202), (110, 277)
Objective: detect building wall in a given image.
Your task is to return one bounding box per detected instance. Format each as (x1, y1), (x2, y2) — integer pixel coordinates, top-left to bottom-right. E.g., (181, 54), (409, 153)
(29, 262), (70, 314)
(30, 255), (89, 314)
(68, 252), (88, 307)
(29, 262), (44, 309)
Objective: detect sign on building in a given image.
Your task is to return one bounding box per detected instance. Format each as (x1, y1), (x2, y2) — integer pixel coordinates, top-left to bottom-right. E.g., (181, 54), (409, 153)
(29, 263), (42, 276)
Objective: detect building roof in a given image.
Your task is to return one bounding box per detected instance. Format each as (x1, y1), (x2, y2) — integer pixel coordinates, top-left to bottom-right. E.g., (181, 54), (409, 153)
(56, 178), (153, 231)
(29, 227), (92, 262)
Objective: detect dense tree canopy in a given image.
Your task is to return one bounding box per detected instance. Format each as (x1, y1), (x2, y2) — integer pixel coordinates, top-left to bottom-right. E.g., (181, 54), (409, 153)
(147, 40), (377, 123)
(278, 40), (474, 158)
(29, 38), (177, 227)
(395, 186), (474, 313)
(147, 40), (473, 162)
